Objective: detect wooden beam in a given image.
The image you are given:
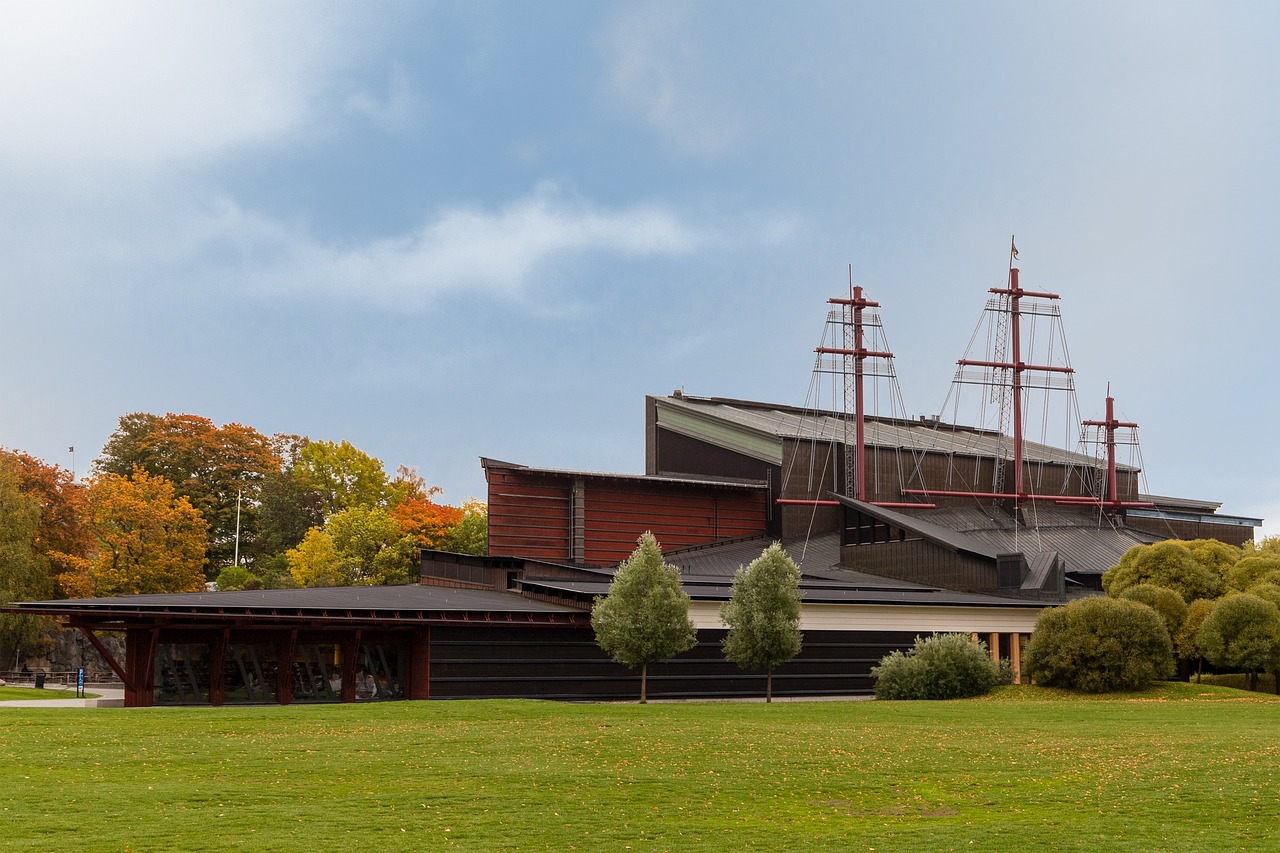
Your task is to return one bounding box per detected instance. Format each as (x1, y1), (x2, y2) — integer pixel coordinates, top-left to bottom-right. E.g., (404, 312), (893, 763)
(75, 625), (133, 693)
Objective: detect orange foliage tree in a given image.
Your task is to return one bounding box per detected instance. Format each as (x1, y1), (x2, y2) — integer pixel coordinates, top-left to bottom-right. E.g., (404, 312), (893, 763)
(390, 496), (464, 550)
(65, 469), (208, 597)
(95, 413), (280, 573)
(3, 449), (92, 596)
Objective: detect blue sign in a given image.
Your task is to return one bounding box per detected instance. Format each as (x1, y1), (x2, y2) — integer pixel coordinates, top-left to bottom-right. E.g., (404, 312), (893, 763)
(77, 667), (85, 698)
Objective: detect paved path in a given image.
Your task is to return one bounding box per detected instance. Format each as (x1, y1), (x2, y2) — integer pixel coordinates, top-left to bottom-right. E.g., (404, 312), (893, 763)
(0, 686), (125, 708)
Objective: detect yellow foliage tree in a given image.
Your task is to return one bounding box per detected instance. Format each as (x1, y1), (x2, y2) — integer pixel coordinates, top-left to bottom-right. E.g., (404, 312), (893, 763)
(64, 469), (208, 597)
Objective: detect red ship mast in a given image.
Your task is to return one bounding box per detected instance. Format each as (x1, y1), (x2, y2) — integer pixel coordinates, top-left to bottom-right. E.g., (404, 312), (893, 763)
(901, 238), (1151, 510)
(779, 268), (931, 510)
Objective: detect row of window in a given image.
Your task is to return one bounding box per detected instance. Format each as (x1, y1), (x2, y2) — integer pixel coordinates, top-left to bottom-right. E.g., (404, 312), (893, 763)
(154, 641), (405, 705)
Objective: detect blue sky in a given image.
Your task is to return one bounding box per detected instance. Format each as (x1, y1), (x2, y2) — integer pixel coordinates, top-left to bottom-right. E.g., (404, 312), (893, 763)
(1, 2), (1276, 536)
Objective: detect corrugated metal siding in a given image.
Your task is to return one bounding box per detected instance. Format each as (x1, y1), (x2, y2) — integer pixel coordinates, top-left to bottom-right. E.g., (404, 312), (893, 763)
(428, 624), (919, 700)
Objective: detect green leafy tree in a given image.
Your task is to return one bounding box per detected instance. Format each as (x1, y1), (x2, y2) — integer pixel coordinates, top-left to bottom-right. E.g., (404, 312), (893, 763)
(1175, 598), (1217, 681)
(1102, 541), (1224, 603)
(591, 532), (697, 703)
(1176, 539), (1241, 581)
(1241, 536), (1280, 557)
(1227, 556), (1280, 592)
(1024, 596), (1173, 693)
(285, 507), (416, 588)
(1114, 583), (1188, 641)
(214, 564), (258, 591)
(293, 440), (393, 517)
(721, 542), (803, 702)
(1197, 593), (1280, 692)
(872, 633), (1002, 700)
(325, 506), (417, 586)
(0, 458), (56, 666)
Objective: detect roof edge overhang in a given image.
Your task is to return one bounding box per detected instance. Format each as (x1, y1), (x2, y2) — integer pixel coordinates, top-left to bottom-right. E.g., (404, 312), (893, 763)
(833, 495), (1004, 561)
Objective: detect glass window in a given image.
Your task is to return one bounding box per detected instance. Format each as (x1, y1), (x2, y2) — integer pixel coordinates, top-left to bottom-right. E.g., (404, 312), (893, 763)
(223, 643), (279, 704)
(154, 643), (211, 705)
(356, 643), (405, 702)
(290, 643), (344, 703)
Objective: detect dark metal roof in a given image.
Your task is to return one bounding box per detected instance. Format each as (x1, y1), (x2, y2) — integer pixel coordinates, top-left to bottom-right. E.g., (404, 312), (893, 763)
(659, 394), (1123, 470)
(834, 496), (1004, 560)
(662, 534), (842, 578)
(3, 584), (586, 624)
(901, 505), (1159, 576)
(480, 457), (766, 490)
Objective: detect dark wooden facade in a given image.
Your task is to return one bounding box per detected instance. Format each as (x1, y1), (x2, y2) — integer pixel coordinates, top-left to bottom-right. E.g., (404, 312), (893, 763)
(484, 460), (769, 565)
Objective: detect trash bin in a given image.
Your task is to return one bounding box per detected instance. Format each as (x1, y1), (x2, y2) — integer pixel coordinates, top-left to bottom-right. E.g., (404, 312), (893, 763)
(34, 673), (45, 689)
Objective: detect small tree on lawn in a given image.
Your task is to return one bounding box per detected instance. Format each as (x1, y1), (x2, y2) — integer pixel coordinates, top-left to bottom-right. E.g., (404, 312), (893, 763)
(592, 532), (697, 703)
(1197, 593), (1280, 692)
(721, 543), (803, 702)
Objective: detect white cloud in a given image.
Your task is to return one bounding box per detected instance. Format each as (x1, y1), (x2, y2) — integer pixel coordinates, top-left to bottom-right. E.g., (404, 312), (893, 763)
(225, 183), (706, 307)
(599, 3), (742, 157)
(0, 2), (375, 176)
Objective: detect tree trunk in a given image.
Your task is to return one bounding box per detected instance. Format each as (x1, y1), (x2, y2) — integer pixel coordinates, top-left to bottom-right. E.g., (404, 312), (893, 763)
(766, 668), (773, 703)
(640, 662), (647, 704)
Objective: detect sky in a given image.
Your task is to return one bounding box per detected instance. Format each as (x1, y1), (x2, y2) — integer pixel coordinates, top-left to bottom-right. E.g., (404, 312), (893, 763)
(1, 1), (1277, 537)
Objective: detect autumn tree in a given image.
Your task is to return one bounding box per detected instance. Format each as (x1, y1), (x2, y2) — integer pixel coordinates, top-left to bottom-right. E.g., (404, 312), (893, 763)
(95, 413), (279, 574)
(591, 532), (697, 703)
(286, 528), (344, 588)
(0, 457), (56, 666)
(442, 498), (487, 555)
(66, 469), (209, 597)
(391, 495), (464, 550)
(721, 543), (803, 702)
(3, 449), (92, 592)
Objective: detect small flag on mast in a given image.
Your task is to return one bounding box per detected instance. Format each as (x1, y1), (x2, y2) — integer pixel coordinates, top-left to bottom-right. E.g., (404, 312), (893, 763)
(1011, 241), (1019, 260)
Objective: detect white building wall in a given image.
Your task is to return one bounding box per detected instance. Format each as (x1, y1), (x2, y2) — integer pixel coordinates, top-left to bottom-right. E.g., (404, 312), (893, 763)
(689, 601), (1043, 634)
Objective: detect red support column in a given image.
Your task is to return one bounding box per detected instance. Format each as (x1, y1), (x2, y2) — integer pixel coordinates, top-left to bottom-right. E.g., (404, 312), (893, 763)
(278, 629), (297, 705)
(408, 626), (432, 700)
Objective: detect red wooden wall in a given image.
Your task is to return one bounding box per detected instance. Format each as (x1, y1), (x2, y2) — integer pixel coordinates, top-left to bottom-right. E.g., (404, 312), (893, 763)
(486, 464), (767, 566)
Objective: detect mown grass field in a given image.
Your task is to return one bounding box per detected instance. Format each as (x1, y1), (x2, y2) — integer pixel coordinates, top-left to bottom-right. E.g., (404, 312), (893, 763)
(1, 683), (1278, 852)
(0, 685), (98, 701)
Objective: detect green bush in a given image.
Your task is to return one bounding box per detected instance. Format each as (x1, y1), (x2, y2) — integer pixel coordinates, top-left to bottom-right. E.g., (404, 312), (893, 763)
(1024, 596), (1173, 693)
(872, 633), (1001, 700)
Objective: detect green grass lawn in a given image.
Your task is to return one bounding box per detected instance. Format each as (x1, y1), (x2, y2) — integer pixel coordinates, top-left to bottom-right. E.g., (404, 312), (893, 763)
(1, 683), (1277, 852)
(0, 685), (100, 701)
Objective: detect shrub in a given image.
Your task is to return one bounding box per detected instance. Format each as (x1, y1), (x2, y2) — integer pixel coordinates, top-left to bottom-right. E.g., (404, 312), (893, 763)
(1024, 596), (1173, 693)
(872, 633), (1001, 700)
